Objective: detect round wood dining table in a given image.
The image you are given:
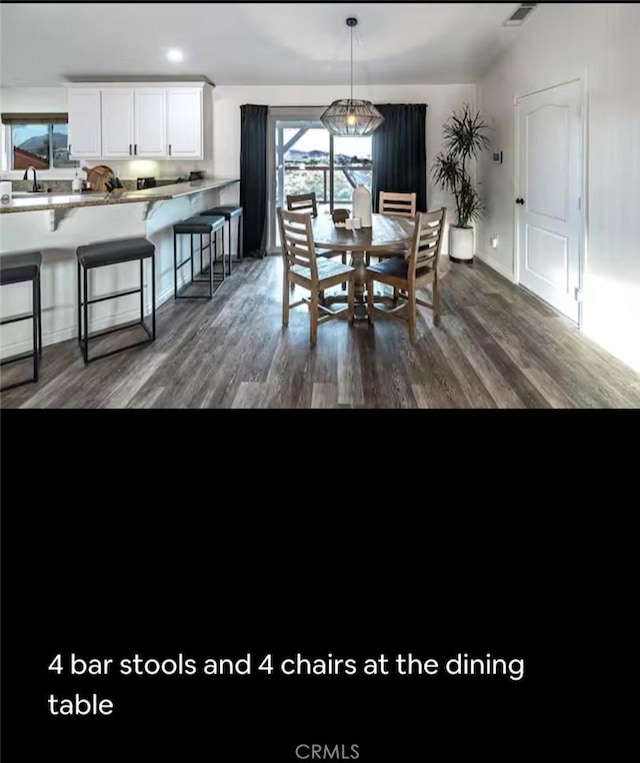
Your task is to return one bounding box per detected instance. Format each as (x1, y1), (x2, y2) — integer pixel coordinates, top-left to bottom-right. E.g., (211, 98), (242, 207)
(311, 213), (414, 318)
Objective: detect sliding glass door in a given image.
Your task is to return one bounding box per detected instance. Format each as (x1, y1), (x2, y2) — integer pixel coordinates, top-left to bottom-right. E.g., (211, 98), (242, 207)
(268, 108), (372, 252)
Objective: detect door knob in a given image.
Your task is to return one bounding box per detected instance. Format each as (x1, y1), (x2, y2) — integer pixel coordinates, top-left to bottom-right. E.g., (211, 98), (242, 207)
(515, 197), (525, 205)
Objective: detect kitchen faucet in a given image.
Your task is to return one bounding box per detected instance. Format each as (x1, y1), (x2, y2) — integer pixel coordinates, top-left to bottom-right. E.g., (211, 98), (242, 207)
(23, 165), (41, 192)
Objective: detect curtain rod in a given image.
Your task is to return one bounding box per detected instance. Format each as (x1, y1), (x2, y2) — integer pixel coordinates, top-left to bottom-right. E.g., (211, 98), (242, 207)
(267, 104), (428, 109)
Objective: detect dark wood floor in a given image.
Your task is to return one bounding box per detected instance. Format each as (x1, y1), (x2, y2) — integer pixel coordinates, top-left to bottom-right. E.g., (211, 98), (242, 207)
(2, 255), (640, 408)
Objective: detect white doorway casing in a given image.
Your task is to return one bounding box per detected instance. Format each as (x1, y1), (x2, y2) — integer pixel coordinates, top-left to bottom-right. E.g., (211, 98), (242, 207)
(515, 79), (584, 323)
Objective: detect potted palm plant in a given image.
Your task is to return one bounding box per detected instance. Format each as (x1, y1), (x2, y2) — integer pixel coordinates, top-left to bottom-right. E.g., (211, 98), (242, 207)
(431, 104), (490, 263)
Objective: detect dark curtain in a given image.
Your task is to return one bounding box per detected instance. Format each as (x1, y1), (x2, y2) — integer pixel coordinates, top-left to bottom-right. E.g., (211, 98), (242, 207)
(371, 104), (427, 213)
(240, 104), (268, 258)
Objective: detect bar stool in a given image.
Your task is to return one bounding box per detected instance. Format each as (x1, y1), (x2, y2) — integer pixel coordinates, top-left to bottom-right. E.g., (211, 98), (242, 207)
(173, 215), (225, 300)
(0, 251), (42, 391)
(199, 205), (243, 273)
(76, 237), (156, 365)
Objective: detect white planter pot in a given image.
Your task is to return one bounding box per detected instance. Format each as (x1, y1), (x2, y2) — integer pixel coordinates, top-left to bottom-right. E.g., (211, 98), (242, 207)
(449, 225), (474, 263)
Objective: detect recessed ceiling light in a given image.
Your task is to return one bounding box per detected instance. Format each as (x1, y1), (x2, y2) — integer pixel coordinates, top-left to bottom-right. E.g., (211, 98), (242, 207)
(166, 49), (183, 63)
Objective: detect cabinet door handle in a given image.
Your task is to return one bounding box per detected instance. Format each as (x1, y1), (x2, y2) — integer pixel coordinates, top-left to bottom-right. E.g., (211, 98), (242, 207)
(134, 144), (137, 155)
(68, 144), (72, 155)
(168, 144), (172, 156)
(129, 144), (132, 155)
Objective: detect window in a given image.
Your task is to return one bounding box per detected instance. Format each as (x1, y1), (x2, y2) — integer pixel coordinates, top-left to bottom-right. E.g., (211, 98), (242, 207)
(1, 113), (79, 170)
(268, 108), (374, 251)
(276, 122), (372, 215)
(11, 123), (78, 170)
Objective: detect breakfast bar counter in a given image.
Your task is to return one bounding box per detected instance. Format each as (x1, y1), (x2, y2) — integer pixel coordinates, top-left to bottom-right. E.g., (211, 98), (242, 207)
(0, 177), (239, 214)
(0, 177), (240, 360)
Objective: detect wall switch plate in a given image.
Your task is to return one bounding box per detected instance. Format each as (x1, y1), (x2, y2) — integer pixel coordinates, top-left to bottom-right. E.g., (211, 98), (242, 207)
(490, 235), (499, 249)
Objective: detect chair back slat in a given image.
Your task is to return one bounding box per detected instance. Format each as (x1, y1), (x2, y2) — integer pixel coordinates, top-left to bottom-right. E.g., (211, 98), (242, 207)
(379, 191), (417, 218)
(287, 193), (319, 217)
(277, 207), (318, 278)
(408, 208), (446, 279)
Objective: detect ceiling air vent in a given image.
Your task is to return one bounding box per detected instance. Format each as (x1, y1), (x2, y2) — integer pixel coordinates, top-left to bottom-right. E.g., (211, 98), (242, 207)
(503, 3), (538, 26)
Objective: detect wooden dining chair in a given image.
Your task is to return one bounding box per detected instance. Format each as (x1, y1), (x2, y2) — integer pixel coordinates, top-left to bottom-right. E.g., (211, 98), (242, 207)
(277, 208), (356, 346)
(286, 192), (320, 217)
(378, 191), (417, 218)
(287, 191), (348, 290)
(365, 207), (446, 343)
(366, 192), (417, 266)
(287, 193), (347, 258)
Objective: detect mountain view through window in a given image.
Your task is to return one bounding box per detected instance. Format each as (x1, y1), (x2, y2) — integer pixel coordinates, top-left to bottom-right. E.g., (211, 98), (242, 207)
(11, 123), (78, 169)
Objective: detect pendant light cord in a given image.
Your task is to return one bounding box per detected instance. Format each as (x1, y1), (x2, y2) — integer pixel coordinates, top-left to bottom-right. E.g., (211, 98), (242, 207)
(350, 24), (354, 103)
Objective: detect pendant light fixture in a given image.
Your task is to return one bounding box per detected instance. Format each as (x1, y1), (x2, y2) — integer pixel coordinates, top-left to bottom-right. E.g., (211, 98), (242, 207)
(320, 17), (384, 137)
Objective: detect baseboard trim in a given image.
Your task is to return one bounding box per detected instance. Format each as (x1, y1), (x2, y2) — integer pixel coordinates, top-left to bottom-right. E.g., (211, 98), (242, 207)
(1, 284), (174, 358)
(474, 251), (515, 282)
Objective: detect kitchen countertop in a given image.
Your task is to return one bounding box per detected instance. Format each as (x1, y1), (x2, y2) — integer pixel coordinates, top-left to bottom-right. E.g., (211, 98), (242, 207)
(0, 177), (240, 214)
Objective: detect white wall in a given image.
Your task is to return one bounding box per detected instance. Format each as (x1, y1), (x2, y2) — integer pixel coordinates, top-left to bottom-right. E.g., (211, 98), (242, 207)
(476, 3), (640, 372)
(0, 87), (68, 112)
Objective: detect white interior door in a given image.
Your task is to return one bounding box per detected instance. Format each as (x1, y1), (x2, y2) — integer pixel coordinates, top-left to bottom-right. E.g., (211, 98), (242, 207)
(517, 80), (583, 322)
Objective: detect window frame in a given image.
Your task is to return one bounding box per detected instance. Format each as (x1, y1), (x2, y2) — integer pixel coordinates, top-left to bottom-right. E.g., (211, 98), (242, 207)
(1, 113), (80, 179)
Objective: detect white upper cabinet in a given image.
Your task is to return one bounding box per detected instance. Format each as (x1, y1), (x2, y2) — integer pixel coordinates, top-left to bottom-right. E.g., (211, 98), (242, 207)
(101, 89), (135, 158)
(134, 89), (167, 158)
(67, 88), (102, 158)
(67, 83), (210, 160)
(166, 88), (203, 159)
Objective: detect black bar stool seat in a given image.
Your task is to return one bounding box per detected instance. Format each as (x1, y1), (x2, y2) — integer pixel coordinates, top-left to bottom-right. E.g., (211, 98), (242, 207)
(173, 215), (225, 300)
(76, 237), (156, 365)
(202, 205), (243, 220)
(77, 237), (154, 269)
(200, 205), (243, 270)
(0, 251), (42, 285)
(0, 251), (43, 391)
(174, 216), (223, 235)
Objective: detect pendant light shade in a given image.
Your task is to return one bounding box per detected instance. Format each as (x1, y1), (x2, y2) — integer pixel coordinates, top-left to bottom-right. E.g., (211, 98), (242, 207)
(320, 18), (384, 137)
(320, 98), (384, 137)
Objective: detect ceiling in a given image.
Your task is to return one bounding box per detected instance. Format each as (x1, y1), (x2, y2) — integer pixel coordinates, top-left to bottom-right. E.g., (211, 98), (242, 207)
(0, 3), (532, 88)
